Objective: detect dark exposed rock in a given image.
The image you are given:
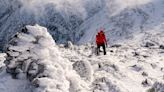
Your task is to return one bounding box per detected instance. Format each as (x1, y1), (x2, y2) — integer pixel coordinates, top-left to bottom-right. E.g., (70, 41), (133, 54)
(151, 63), (157, 69)
(21, 27), (28, 34)
(130, 64), (143, 72)
(142, 79), (152, 87)
(142, 55), (149, 58)
(133, 52), (139, 56)
(148, 87), (155, 92)
(148, 82), (164, 92)
(111, 44), (122, 48)
(161, 67), (164, 72)
(111, 64), (119, 71)
(110, 50), (114, 53)
(64, 41), (74, 49)
(159, 45), (164, 49)
(142, 72), (148, 77)
(145, 42), (155, 48)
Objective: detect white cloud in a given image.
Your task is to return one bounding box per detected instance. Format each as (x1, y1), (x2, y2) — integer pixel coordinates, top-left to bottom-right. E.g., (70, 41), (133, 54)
(17, 0), (87, 19)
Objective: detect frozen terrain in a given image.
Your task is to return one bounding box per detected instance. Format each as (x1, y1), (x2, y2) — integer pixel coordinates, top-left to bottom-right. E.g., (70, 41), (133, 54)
(0, 25), (164, 92)
(60, 36), (164, 92)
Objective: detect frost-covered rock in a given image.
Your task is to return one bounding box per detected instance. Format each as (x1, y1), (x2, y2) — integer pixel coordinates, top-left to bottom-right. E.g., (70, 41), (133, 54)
(159, 45), (164, 49)
(73, 60), (93, 82)
(148, 82), (164, 92)
(99, 62), (119, 72)
(4, 24), (90, 92)
(141, 79), (152, 87)
(0, 53), (6, 67)
(0, 53), (6, 73)
(144, 42), (155, 48)
(92, 77), (121, 92)
(130, 64), (143, 72)
(64, 41), (74, 50)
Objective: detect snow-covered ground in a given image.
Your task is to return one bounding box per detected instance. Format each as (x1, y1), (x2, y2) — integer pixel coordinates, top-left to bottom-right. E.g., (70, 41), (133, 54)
(0, 71), (31, 92)
(0, 25), (164, 92)
(60, 42), (164, 92)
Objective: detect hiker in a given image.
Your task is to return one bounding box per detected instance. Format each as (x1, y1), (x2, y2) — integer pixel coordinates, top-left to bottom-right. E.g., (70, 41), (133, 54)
(96, 29), (107, 55)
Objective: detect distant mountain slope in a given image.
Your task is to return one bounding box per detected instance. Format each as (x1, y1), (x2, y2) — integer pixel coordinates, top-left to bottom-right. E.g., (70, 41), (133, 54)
(0, 0), (105, 51)
(79, 0), (164, 44)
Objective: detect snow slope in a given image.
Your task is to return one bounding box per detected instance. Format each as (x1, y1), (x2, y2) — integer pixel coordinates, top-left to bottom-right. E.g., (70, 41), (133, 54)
(60, 41), (164, 92)
(0, 24), (164, 92)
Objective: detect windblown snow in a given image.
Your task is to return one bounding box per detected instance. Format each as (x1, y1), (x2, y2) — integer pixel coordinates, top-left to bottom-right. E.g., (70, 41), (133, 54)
(0, 24), (164, 92)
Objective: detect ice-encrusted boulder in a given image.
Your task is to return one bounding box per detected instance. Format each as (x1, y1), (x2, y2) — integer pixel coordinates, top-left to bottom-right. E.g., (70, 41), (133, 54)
(64, 41), (74, 50)
(92, 77), (121, 92)
(4, 24), (90, 92)
(73, 60), (93, 82)
(148, 82), (164, 92)
(0, 53), (6, 67)
(0, 53), (6, 73)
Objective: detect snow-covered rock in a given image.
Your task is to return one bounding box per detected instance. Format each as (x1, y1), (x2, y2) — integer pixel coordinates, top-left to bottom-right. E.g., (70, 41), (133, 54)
(4, 24), (90, 92)
(92, 76), (121, 92)
(0, 53), (6, 67)
(64, 41), (74, 50)
(73, 60), (93, 82)
(148, 82), (164, 92)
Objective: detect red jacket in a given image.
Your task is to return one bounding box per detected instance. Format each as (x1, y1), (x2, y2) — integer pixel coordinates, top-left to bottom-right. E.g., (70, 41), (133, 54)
(96, 31), (107, 45)
(100, 31), (107, 43)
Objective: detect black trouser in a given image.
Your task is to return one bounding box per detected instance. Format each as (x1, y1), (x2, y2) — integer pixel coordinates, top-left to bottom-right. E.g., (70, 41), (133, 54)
(97, 44), (106, 55)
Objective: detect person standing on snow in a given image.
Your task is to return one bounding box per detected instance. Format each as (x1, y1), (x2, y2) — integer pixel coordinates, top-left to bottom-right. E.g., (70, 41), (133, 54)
(96, 28), (107, 55)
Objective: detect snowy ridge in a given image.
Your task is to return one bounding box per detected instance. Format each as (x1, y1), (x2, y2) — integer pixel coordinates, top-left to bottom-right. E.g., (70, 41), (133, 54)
(0, 25), (164, 92)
